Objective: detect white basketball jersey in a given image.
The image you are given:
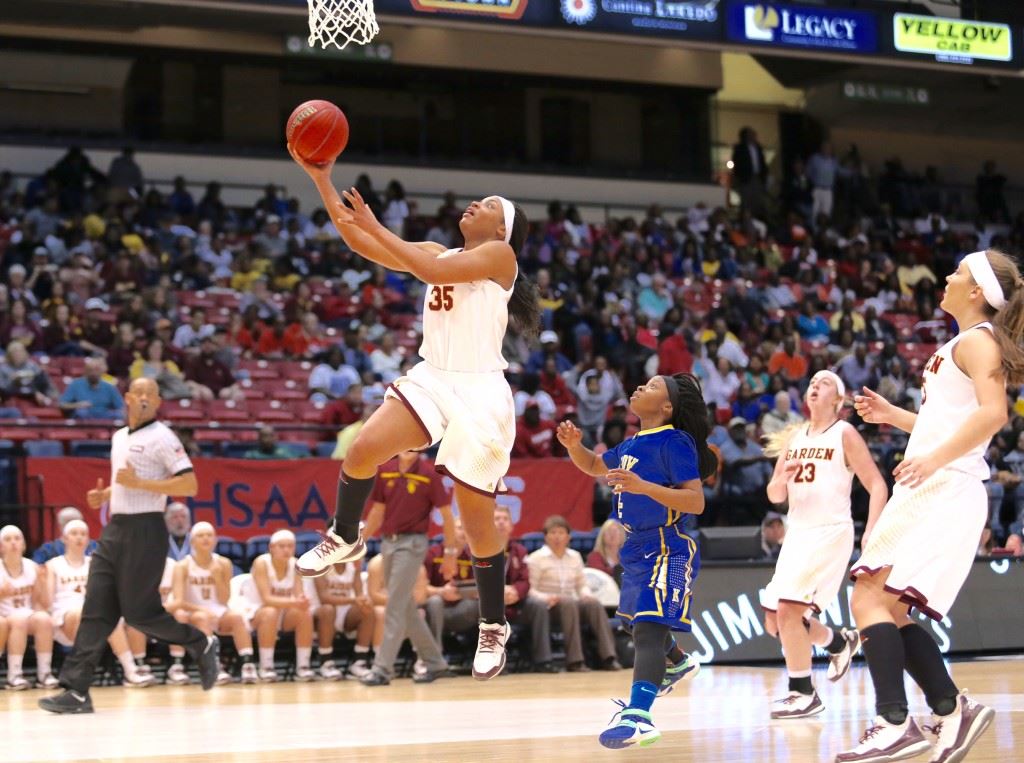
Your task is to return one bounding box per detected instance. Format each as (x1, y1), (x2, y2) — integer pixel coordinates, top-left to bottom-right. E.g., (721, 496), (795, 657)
(783, 420), (854, 529)
(160, 556), (176, 606)
(324, 564), (357, 600)
(50, 555), (90, 614)
(905, 323), (993, 480)
(254, 553), (296, 600)
(0, 558), (38, 617)
(184, 555), (225, 609)
(419, 248), (513, 373)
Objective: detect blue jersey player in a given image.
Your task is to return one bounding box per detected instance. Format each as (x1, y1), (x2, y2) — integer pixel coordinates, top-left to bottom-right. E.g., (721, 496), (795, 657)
(558, 373), (718, 749)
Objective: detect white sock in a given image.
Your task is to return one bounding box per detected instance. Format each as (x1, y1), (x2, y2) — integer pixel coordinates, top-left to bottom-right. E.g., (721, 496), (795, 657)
(259, 648), (274, 670)
(811, 626), (834, 648)
(133, 652), (146, 665)
(238, 648), (254, 658)
(118, 651), (138, 679)
(318, 647), (333, 657)
(8, 655), (23, 677)
(37, 652), (52, 677)
(353, 645), (370, 655)
(170, 647), (185, 659)
(297, 647), (312, 670)
(788, 668), (812, 678)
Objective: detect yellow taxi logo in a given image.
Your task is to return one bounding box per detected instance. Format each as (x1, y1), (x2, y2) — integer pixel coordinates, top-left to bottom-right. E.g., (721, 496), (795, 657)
(894, 13), (1012, 62)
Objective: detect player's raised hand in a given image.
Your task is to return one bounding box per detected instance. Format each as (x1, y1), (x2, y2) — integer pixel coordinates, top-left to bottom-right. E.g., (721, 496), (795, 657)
(340, 187), (380, 232)
(86, 478), (107, 509)
(556, 420), (583, 449)
(853, 386), (892, 424)
(287, 141), (335, 180)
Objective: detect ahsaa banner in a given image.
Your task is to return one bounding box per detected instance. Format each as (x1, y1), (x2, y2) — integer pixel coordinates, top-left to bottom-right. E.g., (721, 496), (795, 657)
(25, 457), (595, 541)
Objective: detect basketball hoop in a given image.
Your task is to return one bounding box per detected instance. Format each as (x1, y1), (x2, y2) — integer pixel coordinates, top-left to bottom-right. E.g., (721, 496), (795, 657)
(307, 0), (379, 50)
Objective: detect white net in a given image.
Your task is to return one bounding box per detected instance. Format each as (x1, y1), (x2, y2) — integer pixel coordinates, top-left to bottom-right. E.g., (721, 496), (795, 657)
(307, 0), (379, 50)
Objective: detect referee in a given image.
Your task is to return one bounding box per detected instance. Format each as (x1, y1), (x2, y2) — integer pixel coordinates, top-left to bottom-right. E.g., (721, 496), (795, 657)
(40, 378), (218, 714)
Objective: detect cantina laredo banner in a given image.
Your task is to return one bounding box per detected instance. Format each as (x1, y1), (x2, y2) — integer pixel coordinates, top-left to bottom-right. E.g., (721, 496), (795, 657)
(25, 457), (595, 541)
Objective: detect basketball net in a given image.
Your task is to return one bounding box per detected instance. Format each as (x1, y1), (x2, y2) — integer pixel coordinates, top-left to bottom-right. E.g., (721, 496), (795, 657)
(307, 0), (379, 50)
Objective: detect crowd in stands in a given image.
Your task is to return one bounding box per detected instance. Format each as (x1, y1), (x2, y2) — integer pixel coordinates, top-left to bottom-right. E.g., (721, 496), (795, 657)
(1, 141), (1023, 548)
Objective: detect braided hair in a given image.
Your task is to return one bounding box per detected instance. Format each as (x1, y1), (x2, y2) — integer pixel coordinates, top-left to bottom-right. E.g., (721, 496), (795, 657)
(662, 373), (719, 481)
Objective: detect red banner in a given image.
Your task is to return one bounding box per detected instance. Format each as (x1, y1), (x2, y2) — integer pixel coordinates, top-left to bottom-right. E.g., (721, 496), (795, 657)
(24, 457), (595, 540)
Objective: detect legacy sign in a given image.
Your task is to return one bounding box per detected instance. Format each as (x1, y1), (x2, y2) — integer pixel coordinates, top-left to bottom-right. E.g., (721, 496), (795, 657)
(893, 13), (1013, 65)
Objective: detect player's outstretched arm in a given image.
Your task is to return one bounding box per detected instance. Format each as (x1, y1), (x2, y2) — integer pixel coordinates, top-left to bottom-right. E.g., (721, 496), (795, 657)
(556, 421), (606, 476)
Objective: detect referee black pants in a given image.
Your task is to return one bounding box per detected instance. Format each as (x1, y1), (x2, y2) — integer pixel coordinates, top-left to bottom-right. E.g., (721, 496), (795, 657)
(60, 513), (207, 693)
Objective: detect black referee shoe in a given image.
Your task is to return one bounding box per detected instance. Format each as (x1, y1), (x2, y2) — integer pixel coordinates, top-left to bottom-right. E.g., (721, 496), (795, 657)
(39, 689), (94, 714)
(190, 635), (221, 691)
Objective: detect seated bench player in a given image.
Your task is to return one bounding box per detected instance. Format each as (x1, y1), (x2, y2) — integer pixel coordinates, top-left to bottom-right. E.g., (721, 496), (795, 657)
(1, 525), (58, 690)
(313, 562), (374, 680)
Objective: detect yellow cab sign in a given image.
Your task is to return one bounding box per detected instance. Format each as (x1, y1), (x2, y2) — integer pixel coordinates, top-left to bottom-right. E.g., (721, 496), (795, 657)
(893, 13), (1012, 63)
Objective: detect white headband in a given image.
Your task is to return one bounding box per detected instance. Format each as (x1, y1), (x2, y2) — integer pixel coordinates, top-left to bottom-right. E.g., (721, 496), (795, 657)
(62, 519), (88, 536)
(270, 529), (295, 545)
(190, 521), (215, 538)
(964, 251), (1006, 311)
(495, 196), (515, 245)
(811, 370), (845, 400)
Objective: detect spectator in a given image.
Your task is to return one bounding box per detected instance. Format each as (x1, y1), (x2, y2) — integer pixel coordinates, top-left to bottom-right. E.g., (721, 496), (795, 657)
(1000, 431), (1024, 535)
(381, 180), (409, 237)
(896, 252), (937, 299)
(514, 372), (556, 421)
(323, 382), (365, 430)
(341, 321), (372, 376)
(423, 519), (479, 651)
(575, 371), (616, 444)
(656, 323), (694, 376)
(513, 402), (558, 458)
(730, 127), (768, 218)
(168, 176), (195, 217)
(107, 147), (144, 198)
(31, 507), (98, 564)
(719, 418), (773, 523)
(731, 382), (763, 424)
(256, 315), (290, 358)
(836, 342), (874, 394)
(130, 338), (201, 401)
(244, 425), (296, 460)
(253, 215), (287, 259)
(0, 297), (41, 351)
(783, 159), (813, 222)
(806, 140), (842, 223)
(526, 515), (620, 672)
(527, 330), (573, 375)
(0, 341), (56, 406)
(165, 501), (193, 561)
(359, 449), (455, 685)
(309, 345), (360, 403)
(637, 272), (673, 322)
(330, 393), (383, 460)
(586, 519), (625, 586)
(183, 335), (243, 402)
(0, 525), (58, 690)
(702, 356), (741, 409)
(702, 318), (748, 369)
(760, 390), (805, 436)
(768, 337), (809, 385)
(369, 331), (403, 384)
(173, 308), (211, 351)
(41, 303), (85, 357)
(59, 356), (124, 419)
(743, 353), (770, 395)
(760, 512), (786, 559)
(796, 302), (830, 342)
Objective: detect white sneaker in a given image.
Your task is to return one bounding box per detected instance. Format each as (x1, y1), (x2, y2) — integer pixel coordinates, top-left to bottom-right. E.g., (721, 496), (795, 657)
(258, 668), (279, 683)
(413, 659), (427, 677)
(828, 628), (862, 682)
(923, 692), (995, 763)
(240, 663), (259, 684)
(771, 690), (825, 719)
(472, 621), (510, 681)
(123, 672), (157, 688)
(346, 658), (371, 679)
(38, 673), (60, 689)
(294, 666), (316, 682)
(166, 664), (190, 685)
(296, 523), (366, 578)
(319, 660), (342, 680)
(835, 716), (930, 762)
(6, 674), (30, 691)
(215, 669), (232, 686)
(136, 664), (153, 678)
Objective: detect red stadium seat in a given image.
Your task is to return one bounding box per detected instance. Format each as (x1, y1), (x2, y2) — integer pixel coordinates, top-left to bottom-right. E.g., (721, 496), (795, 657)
(251, 401), (294, 423)
(0, 427), (38, 441)
(208, 400), (251, 422)
(21, 406), (64, 420)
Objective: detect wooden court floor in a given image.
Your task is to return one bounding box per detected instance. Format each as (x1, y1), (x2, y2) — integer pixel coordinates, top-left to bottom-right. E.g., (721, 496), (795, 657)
(3, 658), (1021, 762)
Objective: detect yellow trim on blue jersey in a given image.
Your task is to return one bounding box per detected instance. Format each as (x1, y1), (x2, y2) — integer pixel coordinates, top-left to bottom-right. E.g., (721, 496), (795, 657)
(633, 424), (674, 438)
(637, 527), (669, 618)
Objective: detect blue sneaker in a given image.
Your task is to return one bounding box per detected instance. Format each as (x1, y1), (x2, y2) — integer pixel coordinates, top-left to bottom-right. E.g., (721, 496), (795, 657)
(658, 653), (700, 697)
(598, 699), (661, 749)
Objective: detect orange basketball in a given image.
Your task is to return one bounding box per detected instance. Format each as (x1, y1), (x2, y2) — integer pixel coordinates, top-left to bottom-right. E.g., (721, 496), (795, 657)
(286, 100), (349, 165)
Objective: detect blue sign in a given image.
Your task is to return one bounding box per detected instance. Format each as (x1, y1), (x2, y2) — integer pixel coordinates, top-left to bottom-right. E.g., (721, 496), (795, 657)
(726, 1), (878, 53)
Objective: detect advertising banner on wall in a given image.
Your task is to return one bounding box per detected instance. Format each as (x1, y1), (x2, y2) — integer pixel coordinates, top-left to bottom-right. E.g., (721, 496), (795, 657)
(892, 13), (1013, 67)
(25, 457), (595, 540)
(725, 1), (878, 53)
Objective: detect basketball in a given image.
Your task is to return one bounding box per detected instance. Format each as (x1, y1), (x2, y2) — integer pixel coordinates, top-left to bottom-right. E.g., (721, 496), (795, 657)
(286, 99), (349, 165)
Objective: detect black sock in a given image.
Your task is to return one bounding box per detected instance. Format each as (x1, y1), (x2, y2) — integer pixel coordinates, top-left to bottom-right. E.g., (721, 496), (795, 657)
(665, 632), (685, 664)
(900, 623), (958, 716)
(240, 653), (254, 664)
(472, 551), (506, 624)
(861, 622), (908, 724)
(788, 675), (814, 695)
(333, 472), (376, 543)
(633, 621), (670, 686)
(172, 656), (183, 666)
(826, 630), (847, 654)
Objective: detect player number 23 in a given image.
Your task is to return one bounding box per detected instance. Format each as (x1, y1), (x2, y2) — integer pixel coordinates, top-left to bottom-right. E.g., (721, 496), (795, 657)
(427, 285), (454, 311)
(793, 463), (816, 483)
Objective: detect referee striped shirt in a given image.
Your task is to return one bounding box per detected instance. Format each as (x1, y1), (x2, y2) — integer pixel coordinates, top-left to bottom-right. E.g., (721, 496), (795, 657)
(109, 420), (194, 515)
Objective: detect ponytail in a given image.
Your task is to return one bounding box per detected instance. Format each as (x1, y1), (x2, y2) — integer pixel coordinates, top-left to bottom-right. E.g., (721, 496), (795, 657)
(506, 203), (541, 339)
(667, 373), (719, 481)
(984, 250), (1024, 386)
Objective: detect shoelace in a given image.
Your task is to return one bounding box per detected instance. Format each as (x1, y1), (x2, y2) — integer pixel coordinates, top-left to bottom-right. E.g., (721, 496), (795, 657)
(776, 693), (801, 705)
(923, 721), (943, 736)
(313, 531), (342, 559)
(478, 626), (504, 653)
(859, 725), (883, 744)
(606, 698), (629, 725)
